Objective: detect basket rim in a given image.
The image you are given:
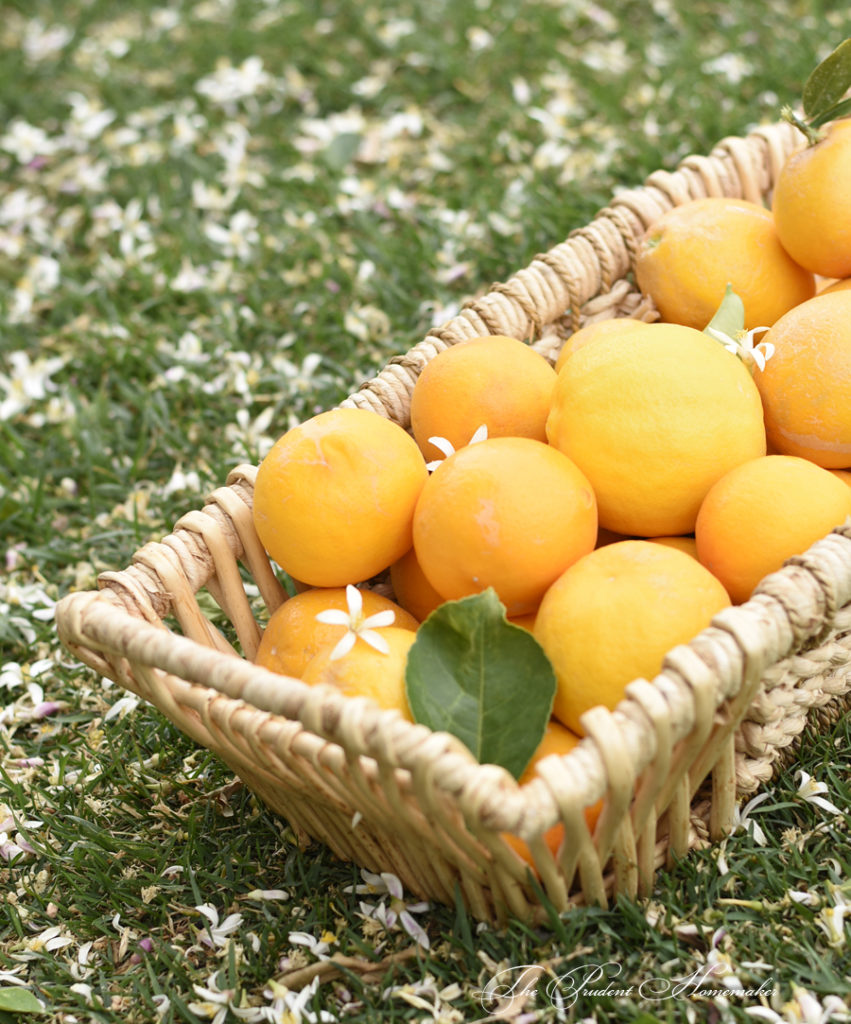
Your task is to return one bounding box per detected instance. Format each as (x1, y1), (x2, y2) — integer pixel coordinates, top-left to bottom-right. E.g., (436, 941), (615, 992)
(55, 518), (851, 842)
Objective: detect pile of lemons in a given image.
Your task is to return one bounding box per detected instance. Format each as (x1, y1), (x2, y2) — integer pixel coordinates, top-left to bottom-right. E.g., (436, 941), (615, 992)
(250, 118), (851, 824)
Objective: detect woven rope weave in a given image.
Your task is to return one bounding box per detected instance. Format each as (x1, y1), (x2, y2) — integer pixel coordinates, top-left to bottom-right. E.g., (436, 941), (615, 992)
(55, 119), (851, 925)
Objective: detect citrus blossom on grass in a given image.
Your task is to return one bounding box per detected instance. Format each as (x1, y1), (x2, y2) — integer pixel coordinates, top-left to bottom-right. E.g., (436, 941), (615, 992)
(534, 540), (730, 735)
(412, 436), (597, 616)
(252, 407), (427, 587)
(546, 322), (766, 536)
(634, 196), (815, 331)
(409, 334), (557, 463)
(695, 455), (851, 604)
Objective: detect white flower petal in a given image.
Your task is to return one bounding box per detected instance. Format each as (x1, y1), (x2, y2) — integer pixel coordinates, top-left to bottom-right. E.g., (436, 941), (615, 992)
(742, 792), (772, 813)
(194, 904), (219, 925)
(360, 630), (390, 654)
(382, 872), (404, 900)
(744, 1008), (782, 1021)
(788, 889), (818, 905)
(216, 913), (243, 933)
(807, 795), (843, 815)
(361, 609), (395, 630)
(328, 631), (356, 661)
(399, 910), (431, 948)
(405, 900), (430, 914)
(426, 435), (455, 458)
(469, 424), (489, 444)
(243, 889), (289, 901)
(798, 772), (826, 795)
(345, 584), (363, 619)
(750, 348), (767, 371)
(314, 609), (350, 626)
(706, 326), (736, 348)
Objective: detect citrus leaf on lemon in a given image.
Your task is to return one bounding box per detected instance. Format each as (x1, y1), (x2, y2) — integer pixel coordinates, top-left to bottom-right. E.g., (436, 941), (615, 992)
(404, 589), (556, 780)
(802, 37), (851, 126)
(703, 283), (745, 342)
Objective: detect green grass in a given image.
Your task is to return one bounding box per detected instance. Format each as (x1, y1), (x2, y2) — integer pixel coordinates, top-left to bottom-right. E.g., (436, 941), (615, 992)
(2, 0), (851, 1020)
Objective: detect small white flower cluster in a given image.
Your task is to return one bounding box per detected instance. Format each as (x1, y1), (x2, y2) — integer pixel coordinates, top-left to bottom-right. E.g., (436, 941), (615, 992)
(0, 351), (66, 420)
(187, 971), (336, 1024)
(315, 585), (396, 660)
(706, 325), (775, 372)
(345, 868), (431, 948)
(0, 804), (43, 863)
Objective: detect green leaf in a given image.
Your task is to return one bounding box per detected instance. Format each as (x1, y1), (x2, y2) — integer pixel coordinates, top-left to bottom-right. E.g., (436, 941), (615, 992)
(803, 37), (851, 122)
(809, 95), (851, 130)
(0, 989), (45, 1014)
(703, 283), (745, 341)
(404, 589), (556, 779)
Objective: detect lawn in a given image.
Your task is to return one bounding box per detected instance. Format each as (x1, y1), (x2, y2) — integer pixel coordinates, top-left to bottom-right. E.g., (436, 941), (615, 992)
(1, 0), (850, 1021)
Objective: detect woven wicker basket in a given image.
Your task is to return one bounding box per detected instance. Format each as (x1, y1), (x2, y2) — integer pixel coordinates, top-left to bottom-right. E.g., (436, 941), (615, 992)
(55, 119), (851, 927)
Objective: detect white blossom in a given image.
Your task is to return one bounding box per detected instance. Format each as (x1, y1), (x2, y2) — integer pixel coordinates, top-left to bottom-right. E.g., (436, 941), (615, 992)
(0, 662), (24, 691)
(746, 982), (850, 1022)
(204, 210), (260, 261)
(425, 424), (488, 472)
(817, 885), (851, 949)
(13, 925), (74, 960)
(346, 868), (431, 948)
(315, 585), (396, 660)
(194, 903), (244, 948)
(287, 930), (336, 961)
(795, 771), (843, 816)
(195, 57), (272, 110)
(731, 791), (771, 846)
(706, 325), (774, 372)
(259, 977), (337, 1023)
(66, 92), (116, 142)
(22, 21), (73, 64)
(0, 119), (57, 163)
